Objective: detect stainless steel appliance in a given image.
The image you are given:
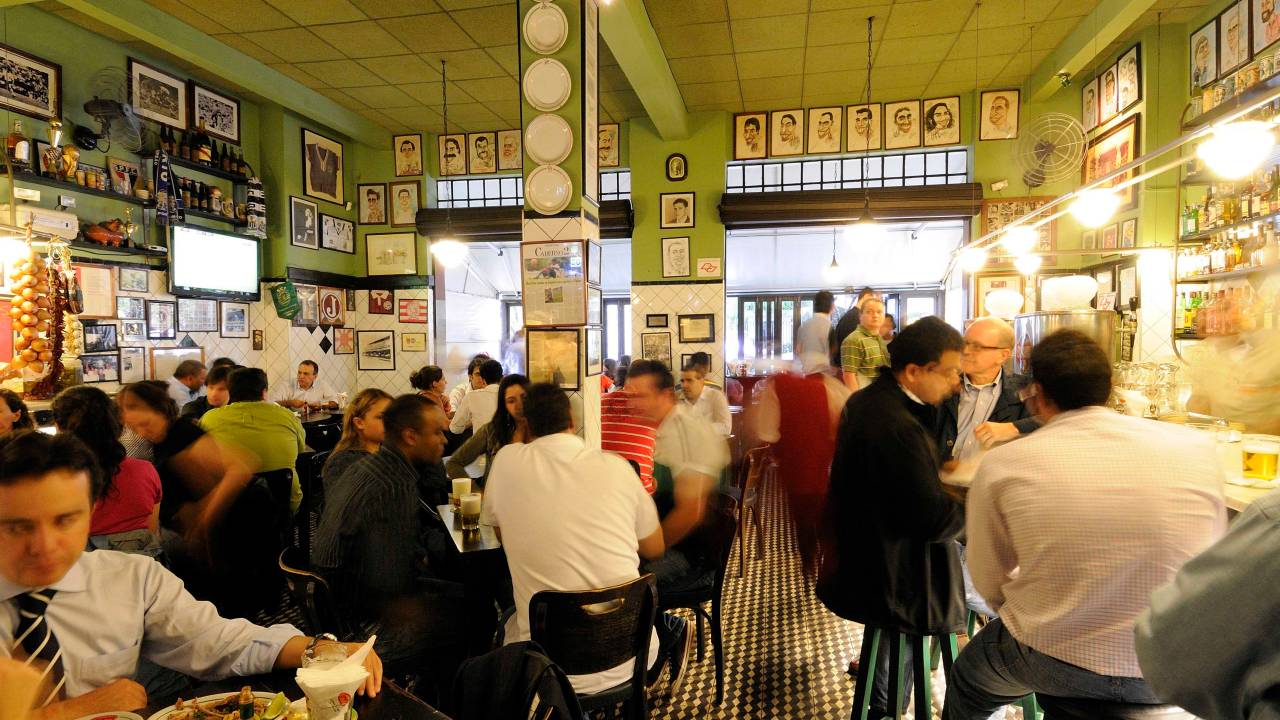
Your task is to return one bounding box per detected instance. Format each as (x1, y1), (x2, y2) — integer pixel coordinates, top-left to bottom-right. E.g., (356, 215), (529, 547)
(1012, 310), (1118, 374)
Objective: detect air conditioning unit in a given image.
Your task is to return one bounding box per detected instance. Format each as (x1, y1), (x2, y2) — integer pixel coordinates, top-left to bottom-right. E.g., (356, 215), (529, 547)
(0, 205), (78, 240)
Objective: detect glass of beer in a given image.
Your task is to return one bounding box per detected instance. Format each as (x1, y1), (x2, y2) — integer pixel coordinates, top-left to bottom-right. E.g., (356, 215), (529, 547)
(1243, 436), (1280, 481)
(460, 493), (482, 531)
(451, 477), (471, 507)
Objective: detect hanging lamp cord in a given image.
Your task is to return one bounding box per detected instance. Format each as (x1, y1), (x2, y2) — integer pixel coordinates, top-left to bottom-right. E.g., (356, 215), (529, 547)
(862, 17), (874, 216)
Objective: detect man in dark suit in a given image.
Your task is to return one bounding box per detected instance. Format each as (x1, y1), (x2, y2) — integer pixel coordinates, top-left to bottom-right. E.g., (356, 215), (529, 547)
(819, 316), (966, 719)
(935, 317), (1039, 462)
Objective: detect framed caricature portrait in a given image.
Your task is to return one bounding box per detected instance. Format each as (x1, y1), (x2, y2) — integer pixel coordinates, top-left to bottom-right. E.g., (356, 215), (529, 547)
(388, 181), (420, 227)
(806, 107), (842, 154)
(128, 58), (184, 129)
(979, 90), (1019, 140)
(302, 128), (344, 205)
(734, 112), (767, 160)
(923, 96), (961, 146)
(1116, 45), (1142, 114)
(660, 193), (694, 229)
(769, 109), (804, 157)
(846, 103), (882, 152)
(1254, 0), (1280, 55)
(1081, 77), (1099, 132)
(1219, 1), (1249, 76)
(290, 196), (319, 249)
(1084, 114), (1140, 211)
(1191, 18), (1219, 90)
(393, 133), (423, 176)
(497, 129), (522, 171)
(467, 131), (497, 174)
(1101, 223), (1118, 250)
(661, 236), (690, 278)
(598, 124), (620, 167)
(883, 100), (921, 149)
(1120, 217), (1138, 248)
(1099, 65), (1119, 123)
(357, 183), (386, 225)
(439, 134), (467, 176)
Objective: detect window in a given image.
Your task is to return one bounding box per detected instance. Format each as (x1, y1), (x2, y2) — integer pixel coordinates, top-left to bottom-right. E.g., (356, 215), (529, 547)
(604, 297), (631, 360)
(725, 149), (969, 193)
(730, 291), (942, 362)
(600, 170), (631, 201)
(438, 175), (523, 208)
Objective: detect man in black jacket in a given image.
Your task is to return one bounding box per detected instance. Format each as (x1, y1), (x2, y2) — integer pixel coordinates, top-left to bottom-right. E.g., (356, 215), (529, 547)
(935, 317), (1039, 461)
(818, 316), (966, 719)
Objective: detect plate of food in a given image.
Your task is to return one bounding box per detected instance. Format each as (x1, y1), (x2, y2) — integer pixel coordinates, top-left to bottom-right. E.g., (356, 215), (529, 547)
(72, 714), (145, 720)
(145, 689), (284, 720)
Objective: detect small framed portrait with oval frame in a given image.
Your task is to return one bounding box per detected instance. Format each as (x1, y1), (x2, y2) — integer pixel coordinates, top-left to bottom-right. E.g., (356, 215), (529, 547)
(666, 153), (687, 181)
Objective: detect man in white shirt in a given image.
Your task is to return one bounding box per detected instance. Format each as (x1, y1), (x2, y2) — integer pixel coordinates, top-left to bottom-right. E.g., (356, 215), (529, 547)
(449, 359), (503, 434)
(447, 354), (491, 420)
(0, 431), (382, 719)
(942, 330), (1226, 719)
(795, 290), (835, 373)
(274, 360), (336, 410)
(482, 384), (691, 696)
(678, 364), (731, 437)
(165, 360), (205, 410)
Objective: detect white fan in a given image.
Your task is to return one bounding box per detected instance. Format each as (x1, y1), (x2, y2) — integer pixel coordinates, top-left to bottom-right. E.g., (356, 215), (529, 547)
(1016, 112), (1086, 188)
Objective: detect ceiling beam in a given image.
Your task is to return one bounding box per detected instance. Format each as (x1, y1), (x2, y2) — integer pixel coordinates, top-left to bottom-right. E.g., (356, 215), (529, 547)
(600, 0), (690, 140)
(56, 0), (388, 147)
(1023, 0), (1159, 103)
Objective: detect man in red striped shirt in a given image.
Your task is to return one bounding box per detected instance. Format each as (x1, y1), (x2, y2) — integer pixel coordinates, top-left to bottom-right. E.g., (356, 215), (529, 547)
(600, 389), (657, 493)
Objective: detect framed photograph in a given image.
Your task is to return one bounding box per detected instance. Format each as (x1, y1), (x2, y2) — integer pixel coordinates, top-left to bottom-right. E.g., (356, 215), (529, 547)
(846, 103), (882, 152)
(769, 109), (804, 157)
(586, 326), (603, 376)
(1120, 217), (1138, 248)
(357, 183), (387, 224)
(1099, 65), (1119, 123)
(393, 133), (423, 176)
(292, 284), (319, 328)
(661, 236), (690, 278)
(806, 107), (843, 154)
(979, 90), (1019, 140)
(369, 289), (394, 314)
(116, 296), (144, 320)
(252, 329), (264, 351)
(388, 181), (420, 227)
(677, 313), (716, 343)
(398, 297), (428, 324)
(301, 128), (344, 205)
(733, 112), (767, 160)
(1219, 1), (1249, 76)
(177, 298), (217, 332)
(219, 301), (250, 338)
(640, 331), (672, 367)
(598, 123), (620, 168)
(923, 96), (961, 147)
(118, 267), (149, 293)
(439, 134), (466, 176)
(522, 240), (586, 327)
(318, 287), (345, 326)
(357, 330), (395, 371)
(366, 232), (418, 275)
(666, 153), (687, 181)
(81, 353), (120, 383)
(346, 289), (356, 311)
(401, 333), (427, 352)
(146, 300), (176, 340)
(82, 322), (119, 353)
(1102, 223), (1119, 249)
(128, 57), (184, 129)
(972, 272), (1025, 319)
(1095, 268), (1114, 294)
(587, 241), (602, 286)
(497, 129), (522, 171)
(321, 214), (355, 253)
(1254, 0), (1280, 55)
(189, 81), (240, 143)
(646, 313), (669, 328)
(33, 140), (51, 175)
(150, 347), (204, 380)
(119, 347), (146, 384)
(333, 327), (355, 355)
(1116, 45), (1142, 113)
(121, 320), (146, 344)
(981, 197), (1057, 265)
(75, 265), (115, 319)
(290, 196), (319, 249)
(660, 192), (694, 229)
(108, 157), (140, 197)
(466, 131), (497, 174)
(587, 286), (602, 326)
(527, 328), (581, 390)
(1081, 77), (1099, 132)
(0, 45), (58, 121)
(1084, 114), (1140, 211)
(1082, 229), (1097, 251)
(1191, 18), (1219, 89)
(884, 100), (921, 149)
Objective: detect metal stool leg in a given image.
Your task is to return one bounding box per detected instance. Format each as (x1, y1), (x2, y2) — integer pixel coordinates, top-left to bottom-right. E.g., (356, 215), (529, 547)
(887, 631), (906, 720)
(851, 627), (881, 720)
(1019, 693), (1041, 720)
(911, 635), (933, 720)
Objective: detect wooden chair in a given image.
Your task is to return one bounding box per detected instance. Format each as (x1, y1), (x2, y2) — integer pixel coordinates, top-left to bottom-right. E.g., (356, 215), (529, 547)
(529, 574), (657, 720)
(732, 447), (769, 578)
(278, 546), (354, 640)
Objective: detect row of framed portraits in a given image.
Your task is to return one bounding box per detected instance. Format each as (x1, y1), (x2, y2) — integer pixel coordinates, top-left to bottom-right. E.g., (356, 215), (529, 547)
(355, 181), (420, 226)
(81, 346), (205, 386)
(290, 196), (420, 276)
(437, 123), (623, 177)
(1191, 0), (1280, 91)
(99, 298), (250, 342)
(526, 327), (604, 391)
(521, 240), (602, 327)
(1082, 217), (1139, 252)
(1082, 44), (1141, 133)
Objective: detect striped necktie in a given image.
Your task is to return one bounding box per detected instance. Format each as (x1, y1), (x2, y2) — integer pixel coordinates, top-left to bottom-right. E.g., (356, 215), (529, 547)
(13, 589), (65, 706)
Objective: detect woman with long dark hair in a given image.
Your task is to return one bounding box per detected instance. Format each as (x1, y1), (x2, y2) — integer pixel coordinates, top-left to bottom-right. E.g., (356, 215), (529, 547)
(322, 388), (392, 490)
(0, 389), (33, 437)
(445, 374), (530, 487)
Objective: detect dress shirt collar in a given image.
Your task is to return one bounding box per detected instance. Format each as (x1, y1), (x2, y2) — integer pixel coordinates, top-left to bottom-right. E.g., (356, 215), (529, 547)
(1043, 404), (1113, 426)
(898, 381), (926, 406)
(962, 369), (1002, 394)
(530, 432), (585, 458)
(0, 553), (88, 602)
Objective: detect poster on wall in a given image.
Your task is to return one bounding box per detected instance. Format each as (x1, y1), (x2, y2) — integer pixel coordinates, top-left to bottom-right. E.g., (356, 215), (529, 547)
(120, 346), (146, 383)
(369, 289), (394, 314)
(219, 301), (249, 338)
(334, 327), (355, 355)
(357, 330), (395, 371)
(176, 298), (218, 332)
(980, 197), (1057, 266)
(521, 241), (586, 327)
(1083, 115), (1140, 211)
(74, 265), (114, 319)
(398, 297), (428, 324)
(318, 287), (345, 326)
(583, 0), (600, 205)
(527, 328), (580, 390)
(292, 284), (319, 327)
(128, 57), (185, 129)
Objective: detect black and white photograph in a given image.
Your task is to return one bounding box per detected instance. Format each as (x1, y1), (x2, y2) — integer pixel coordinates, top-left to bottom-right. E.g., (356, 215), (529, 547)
(128, 57), (186, 129)
(598, 123), (620, 168)
(526, 328), (580, 390)
(393, 133), (422, 176)
(389, 181), (420, 227)
(119, 266), (148, 293)
(302, 128), (344, 205)
(769, 109), (804, 157)
(806, 107), (842, 154)
(733, 112), (767, 160)
(177, 298), (218, 332)
(121, 320), (146, 344)
(146, 300), (176, 340)
(497, 129), (522, 171)
(1254, 0), (1280, 55)
(358, 183), (386, 225)
(1082, 77), (1099, 132)
(0, 44), (60, 121)
(666, 153), (687, 181)
(82, 322), (119, 353)
(1117, 45), (1141, 113)
(640, 331), (672, 367)
(220, 301), (249, 338)
(846, 103), (882, 152)
(884, 100), (921, 149)
(439, 134), (466, 176)
(1219, 1), (1249, 76)
(661, 236), (690, 278)
(357, 330), (396, 371)
(189, 81), (240, 144)
(467, 131), (497, 175)
(120, 347), (145, 384)
(116, 296), (144, 320)
(660, 192), (694, 229)
(1099, 66), (1119, 122)
(923, 96), (961, 146)
(290, 196), (319, 249)
(321, 213), (355, 253)
(586, 327), (602, 376)
(1191, 18), (1219, 89)
(979, 90), (1020, 140)
(81, 353), (120, 384)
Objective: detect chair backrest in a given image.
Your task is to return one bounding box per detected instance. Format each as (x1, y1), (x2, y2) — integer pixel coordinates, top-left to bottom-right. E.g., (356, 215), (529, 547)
(450, 641), (584, 720)
(529, 574), (657, 692)
(1037, 696), (1197, 720)
(708, 497), (740, 588)
(278, 546), (354, 640)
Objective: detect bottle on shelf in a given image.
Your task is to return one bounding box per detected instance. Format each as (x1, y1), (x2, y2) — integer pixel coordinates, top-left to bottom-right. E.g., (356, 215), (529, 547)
(237, 148), (248, 176)
(6, 119), (29, 171)
(194, 121), (212, 165)
(179, 131), (191, 161)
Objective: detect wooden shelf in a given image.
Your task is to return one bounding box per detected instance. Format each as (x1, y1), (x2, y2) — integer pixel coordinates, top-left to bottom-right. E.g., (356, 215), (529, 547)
(1177, 263), (1280, 283)
(1181, 170), (1216, 186)
(165, 155), (249, 183)
(66, 240), (166, 258)
(1180, 210), (1280, 242)
(1182, 71), (1280, 132)
(181, 208), (246, 227)
(6, 172), (156, 207)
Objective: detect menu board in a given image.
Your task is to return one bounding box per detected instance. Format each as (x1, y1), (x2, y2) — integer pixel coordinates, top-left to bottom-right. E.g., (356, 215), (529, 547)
(521, 241), (586, 327)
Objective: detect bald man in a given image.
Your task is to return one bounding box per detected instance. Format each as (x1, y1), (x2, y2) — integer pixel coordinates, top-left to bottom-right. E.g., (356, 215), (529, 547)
(935, 317), (1039, 462)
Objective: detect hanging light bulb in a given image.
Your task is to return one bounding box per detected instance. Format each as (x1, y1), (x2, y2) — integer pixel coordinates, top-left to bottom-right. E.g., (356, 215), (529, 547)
(822, 233), (843, 284)
(844, 218), (885, 243)
(1068, 189), (1122, 228)
(1196, 121), (1276, 179)
(1002, 226), (1038, 255)
(430, 238), (468, 268)
(1014, 254), (1043, 275)
(958, 245), (989, 273)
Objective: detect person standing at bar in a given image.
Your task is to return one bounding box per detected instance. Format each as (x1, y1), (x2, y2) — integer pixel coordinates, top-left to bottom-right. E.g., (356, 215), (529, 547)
(839, 297), (889, 391)
(831, 287), (879, 367)
(796, 290), (836, 374)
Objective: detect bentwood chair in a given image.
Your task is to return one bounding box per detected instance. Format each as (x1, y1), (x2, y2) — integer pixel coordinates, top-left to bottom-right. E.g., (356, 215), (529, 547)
(278, 546), (355, 640)
(1036, 697), (1196, 720)
(529, 575), (658, 720)
(731, 447), (769, 578)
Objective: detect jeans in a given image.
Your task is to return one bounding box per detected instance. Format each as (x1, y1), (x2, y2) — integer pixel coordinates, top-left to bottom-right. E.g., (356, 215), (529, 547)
(942, 618), (1161, 720)
(644, 549), (713, 596)
(871, 635), (913, 715)
(957, 542), (996, 618)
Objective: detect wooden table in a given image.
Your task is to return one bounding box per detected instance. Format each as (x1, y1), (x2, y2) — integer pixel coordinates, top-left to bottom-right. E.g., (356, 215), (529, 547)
(436, 504), (502, 554)
(144, 676), (450, 719)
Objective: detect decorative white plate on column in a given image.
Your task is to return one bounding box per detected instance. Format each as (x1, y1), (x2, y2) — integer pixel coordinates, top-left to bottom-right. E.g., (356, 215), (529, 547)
(523, 1), (568, 55)
(526, 164), (572, 215)
(523, 59), (571, 112)
(525, 113), (573, 165)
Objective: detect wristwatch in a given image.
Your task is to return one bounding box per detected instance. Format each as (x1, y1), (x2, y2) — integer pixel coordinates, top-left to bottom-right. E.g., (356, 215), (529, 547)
(305, 632), (338, 659)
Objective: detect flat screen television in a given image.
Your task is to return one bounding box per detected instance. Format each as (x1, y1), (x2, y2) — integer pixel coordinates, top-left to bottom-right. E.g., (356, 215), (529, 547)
(169, 225), (261, 301)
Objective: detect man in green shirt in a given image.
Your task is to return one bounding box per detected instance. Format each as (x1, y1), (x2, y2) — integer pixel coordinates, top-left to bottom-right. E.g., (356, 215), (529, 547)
(840, 297), (890, 391)
(201, 367), (306, 513)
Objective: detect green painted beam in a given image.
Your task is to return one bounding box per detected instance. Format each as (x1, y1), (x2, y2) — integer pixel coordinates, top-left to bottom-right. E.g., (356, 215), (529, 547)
(57, 0), (387, 147)
(0, 1), (40, 6)
(600, 0), (689, 140)
(1023, 0), (1158, 102)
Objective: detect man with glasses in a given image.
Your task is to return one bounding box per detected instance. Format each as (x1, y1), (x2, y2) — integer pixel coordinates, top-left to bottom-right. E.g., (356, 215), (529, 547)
(936, 317), (1039, 462)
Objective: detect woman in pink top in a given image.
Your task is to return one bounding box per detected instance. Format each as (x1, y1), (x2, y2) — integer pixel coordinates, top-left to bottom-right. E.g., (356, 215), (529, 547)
(51, 386), (162, 555)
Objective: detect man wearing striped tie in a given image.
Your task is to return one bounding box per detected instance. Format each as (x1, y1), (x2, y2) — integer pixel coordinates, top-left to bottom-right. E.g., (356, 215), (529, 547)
(0, 431), (383, 719)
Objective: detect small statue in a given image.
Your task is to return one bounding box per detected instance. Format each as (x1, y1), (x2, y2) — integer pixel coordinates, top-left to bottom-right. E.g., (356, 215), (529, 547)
(60, 144), (78, 182)
(81, 218), (127, 247)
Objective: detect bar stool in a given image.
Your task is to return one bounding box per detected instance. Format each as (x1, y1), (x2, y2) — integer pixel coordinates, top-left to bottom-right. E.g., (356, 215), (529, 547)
(965, 611), (1042, 720)
(851, 626), (959, 720)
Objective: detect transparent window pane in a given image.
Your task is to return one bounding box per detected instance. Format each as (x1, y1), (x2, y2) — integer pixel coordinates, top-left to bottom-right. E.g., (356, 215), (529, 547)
(745, 164), (764, 187)
(601, 173), (617, 194)
(469, 179), (484, 196)
(622, 306), (632, 357)
(780, 300), (795, 359)
(743, 301), (757, 359)
(484, 179), (500, 195)
(619, 172), (631, 193)
(725, 300), (740, 360)
(925, 176), (945, 185)
(904, 177), (924, 186)
(438, 182), (452, 201)
(844, 158), (862, 179)
(905, 296), (937, 324)
(865, 157), (883, 178)
(606, 304), (619, 360)
(822, 160), (840, 182)
(453, 182), (469, 199)
(883, 155), (904, 178)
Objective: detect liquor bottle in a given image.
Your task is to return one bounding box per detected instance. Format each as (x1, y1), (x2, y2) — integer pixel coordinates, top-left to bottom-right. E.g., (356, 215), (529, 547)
(181, 177), (192, 208)
(237, 148), (248, 176)
(1240, 286), (1257, 333)
(221, 143), (233, 173)
(1176, 293), (1187, 333)
(194, 121), (212, 165)
(202, 183), (211, 211)
(209, 141), (219, 170)
(6, 119), (29, 171)
(179, 131), (190, 160)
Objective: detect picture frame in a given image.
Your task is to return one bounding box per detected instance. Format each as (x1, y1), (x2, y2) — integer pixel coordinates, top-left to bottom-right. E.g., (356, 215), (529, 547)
(981, 196), (1057, 265)
(1099, 64), (1119, 123)
(598, 123), (620, 168)
(1191, 17), (1219, 90)
(1102, 223), (1119, 249)
(292, 284), (319, 328)
(1253, 0), (1280, 56)
(733, 111), (768, 160)
(661, 236), (691, 278)
(388, 180), (420, 228)
(640, 331), (672, 367)
(128, 57), (184, 129)
(978, 90), (1019, 140)
(1219, 1), (1250, 77)
(680, 353), (696, 371)
(1120, 217), (1138, 248)
(521, 240), (586, 327)
(1081, 77), (1099, 133)
(368, 289), (394, 314)
(150, 347), (204, 381)
(526, 328), (581, 390)
(884, 100), (922, 149)
(116, 296), (145, 320)
(806, 106), (843, 154)
(665, 153), (687, 181)
(318, 287), (346, 326)
(1116, 44), (1142, 114)
(118, 267), (149, 293)
(846, 103), (882, 152)
(586, 327), (603, 376)
(659, 192), (694, 229)
(75, 265), (115, 319)
(290, 196), (319, 250)
(768, 109), (804, 157)
(346, 289), (356, 312)
(333, 327), (355, 355)
(1083, 114), (1140, 211)
(398, 297), (428, 324)
(0, 44), (59, 121)
(321, 214), (355, 253)
(301, 128), (344, 205)
(219, 301), (250, 338)
(587, 241), (602, 286)
(366, 232), (418, 275)
(108, 157), (140, 197)
(922, 96), (961, 147)
(466, 131), (497, 174)
(1082, 229), (1097, 251)
(645, 313), (669, 328)
(357, 330), (395, 371)
(401, 333), (427, 353)
(357, 183), (387, 225)
(121, 320), (146, 344)
(677, 313), (716, 343)
(252, 329), (264, 351)
(33, 139), (51, 176)
(146, 300), (176, 340)
(587, 286), (603, 326)
(81, 353), (120, 383)
(176, 298), (218, 333)
(82, 322), (119, 353)
(393, 133), (423, 177)
(439, 134), (467, 176)
(497, 129), (523, 171)
(188, 81), (240, 144)
(972, 272), (1025, 319)
(119, 346), (146, 384)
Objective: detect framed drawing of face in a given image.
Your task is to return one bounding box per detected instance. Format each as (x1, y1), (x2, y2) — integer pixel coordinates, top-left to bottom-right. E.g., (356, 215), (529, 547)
(357, 183), (386, 225)
(660, 193), (694, 229)
(439, 134), (466, 176)
(806, 107), (842, 154)
(497, 129), (522, 171)
(666, 153), (687, 181)
(393, 133), (423, 176)
(1099, 66), (1119, 123)
(1254, 0), (1280, 55)
(0, 44), (59, 121)
(979, 90), (1019, 140)
(734, 112), (767, 160)
(1116, 45), (1141, 113)
(1081, 77), (1099, 132)
(301, 128), (344, 205)
(884, 100), (921, 149)
(467, 131), (497, 174)
(661, 236), (690, 278)
(846, 103), (882, 152)
(1219, 1), (1249, 76)
(923, 96), (960, 147)
(769, 110), (804, 157)
(128, 58), (185, 129)
(389, 181), (420, 228)
(598, 123), (620, 168)
(1191, 18), (1219, 90)
(189, 82), (240, 143)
